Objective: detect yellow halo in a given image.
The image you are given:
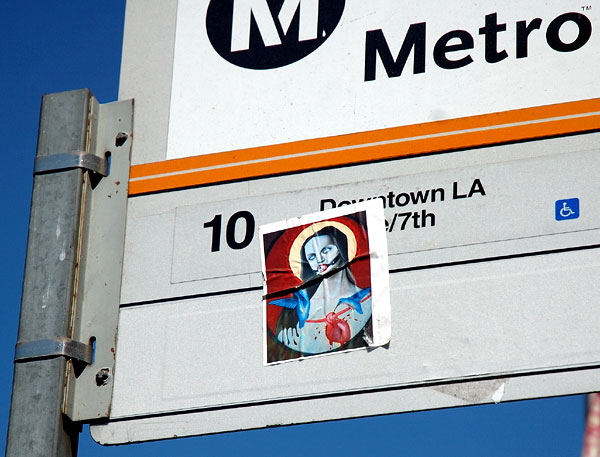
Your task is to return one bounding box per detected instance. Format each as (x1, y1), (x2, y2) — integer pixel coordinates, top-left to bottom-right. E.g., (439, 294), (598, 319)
(288, 220), (357, 280)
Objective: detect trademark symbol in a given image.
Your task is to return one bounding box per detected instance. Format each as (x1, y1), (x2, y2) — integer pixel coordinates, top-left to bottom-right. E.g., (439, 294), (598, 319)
(582, 5), (592, 10)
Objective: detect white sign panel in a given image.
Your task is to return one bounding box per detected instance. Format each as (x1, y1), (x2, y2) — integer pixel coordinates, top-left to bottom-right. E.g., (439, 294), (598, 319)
(93, 0), (600, 445)
(126, 145), (600, 303)
(166, 0), (597, 159)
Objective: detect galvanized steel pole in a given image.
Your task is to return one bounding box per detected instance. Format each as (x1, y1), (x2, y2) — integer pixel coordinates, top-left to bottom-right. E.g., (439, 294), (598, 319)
(5, 90), (95, 457)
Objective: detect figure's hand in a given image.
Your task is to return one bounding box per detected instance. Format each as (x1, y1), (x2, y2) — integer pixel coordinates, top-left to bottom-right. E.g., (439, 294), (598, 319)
(277, 325), (300, 347)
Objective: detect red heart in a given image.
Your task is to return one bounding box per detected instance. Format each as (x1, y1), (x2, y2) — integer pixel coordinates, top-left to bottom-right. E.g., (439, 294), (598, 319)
(325, 312), (351, 345)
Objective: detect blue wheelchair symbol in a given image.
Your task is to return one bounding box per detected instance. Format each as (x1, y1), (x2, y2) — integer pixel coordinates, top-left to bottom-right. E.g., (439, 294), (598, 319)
(555, 198), (579, 221)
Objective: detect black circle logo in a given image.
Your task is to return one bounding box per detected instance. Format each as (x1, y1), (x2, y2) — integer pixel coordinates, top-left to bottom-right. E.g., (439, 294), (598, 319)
(206, 0), (346, 70)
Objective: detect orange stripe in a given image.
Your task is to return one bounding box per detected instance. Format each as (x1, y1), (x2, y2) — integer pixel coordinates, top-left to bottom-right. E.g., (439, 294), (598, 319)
(129, 98), (600, 195)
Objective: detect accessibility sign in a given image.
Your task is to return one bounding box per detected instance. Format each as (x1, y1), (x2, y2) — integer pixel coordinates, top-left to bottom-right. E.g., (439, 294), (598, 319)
(556, 198), (580, 221)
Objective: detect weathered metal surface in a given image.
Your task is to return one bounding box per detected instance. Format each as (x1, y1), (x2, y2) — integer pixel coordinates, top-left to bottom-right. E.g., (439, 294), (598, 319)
(6, 89), (92, 457)
(64, 98), (133, 422)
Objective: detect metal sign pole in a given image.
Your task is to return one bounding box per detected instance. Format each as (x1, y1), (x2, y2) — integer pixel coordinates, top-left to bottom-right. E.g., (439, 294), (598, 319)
(6, 90), (96, 457)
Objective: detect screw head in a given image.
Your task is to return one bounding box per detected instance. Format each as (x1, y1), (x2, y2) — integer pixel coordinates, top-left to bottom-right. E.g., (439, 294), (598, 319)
(115, 132), (129, 147)
(95, 368), (111, 386)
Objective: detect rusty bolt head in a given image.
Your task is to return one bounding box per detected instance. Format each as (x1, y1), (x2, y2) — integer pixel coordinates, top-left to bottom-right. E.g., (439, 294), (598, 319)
(115, 132), (129, 147)
(95, 368), (111, 386)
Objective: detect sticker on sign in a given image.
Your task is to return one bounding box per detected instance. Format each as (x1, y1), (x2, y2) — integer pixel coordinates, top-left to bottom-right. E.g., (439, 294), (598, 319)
(259, 202), (391, 364)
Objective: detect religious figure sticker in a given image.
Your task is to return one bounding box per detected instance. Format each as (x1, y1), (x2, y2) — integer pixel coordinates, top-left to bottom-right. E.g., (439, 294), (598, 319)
(260, 200), (391, 364)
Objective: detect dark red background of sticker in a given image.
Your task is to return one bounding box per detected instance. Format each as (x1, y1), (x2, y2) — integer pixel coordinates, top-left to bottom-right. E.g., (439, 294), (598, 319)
(264, 213), (372, 334)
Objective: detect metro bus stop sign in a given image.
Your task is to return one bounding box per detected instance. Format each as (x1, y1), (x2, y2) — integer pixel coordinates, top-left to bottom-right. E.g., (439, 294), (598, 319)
(92, 0), (600, 444)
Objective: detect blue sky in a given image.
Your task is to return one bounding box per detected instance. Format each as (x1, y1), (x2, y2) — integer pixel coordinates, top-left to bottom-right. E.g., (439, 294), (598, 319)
(0, 2), (588, 456)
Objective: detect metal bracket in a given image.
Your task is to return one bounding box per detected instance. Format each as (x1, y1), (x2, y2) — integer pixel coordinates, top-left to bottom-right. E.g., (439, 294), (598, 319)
(34, 151), (108, 176)
(15, 338), (92, 365)
(63, 97), (133, 422)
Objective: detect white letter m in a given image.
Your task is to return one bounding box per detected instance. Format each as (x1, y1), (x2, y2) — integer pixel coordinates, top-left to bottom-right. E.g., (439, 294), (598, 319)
(230, 0), (319, 52)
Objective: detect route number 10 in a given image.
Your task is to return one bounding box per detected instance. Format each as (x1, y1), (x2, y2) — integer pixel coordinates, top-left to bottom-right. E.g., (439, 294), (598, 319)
(203, 211), (255, 252)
